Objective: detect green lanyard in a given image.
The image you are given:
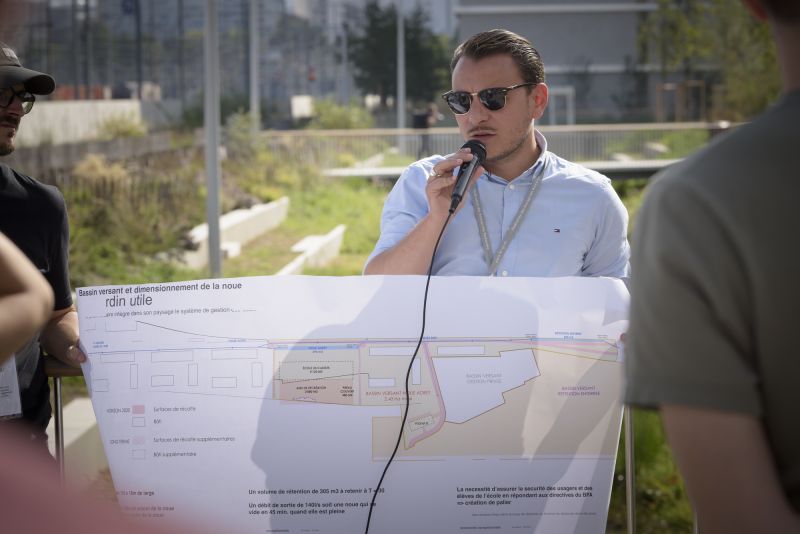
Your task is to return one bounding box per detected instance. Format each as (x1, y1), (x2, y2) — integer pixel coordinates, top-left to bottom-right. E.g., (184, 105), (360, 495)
(470, 161), (545, 276)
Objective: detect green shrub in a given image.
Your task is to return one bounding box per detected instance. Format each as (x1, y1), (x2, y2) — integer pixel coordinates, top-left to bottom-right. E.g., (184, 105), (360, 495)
(67, 154), (204, 287)
(306, 98), (374, 130)
(222, 111), (323, 201)
(96, 113), (147, 140)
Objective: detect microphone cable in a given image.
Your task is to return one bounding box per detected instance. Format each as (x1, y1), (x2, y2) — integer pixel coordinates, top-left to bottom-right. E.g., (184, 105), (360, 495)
(364, 208), (455, 534)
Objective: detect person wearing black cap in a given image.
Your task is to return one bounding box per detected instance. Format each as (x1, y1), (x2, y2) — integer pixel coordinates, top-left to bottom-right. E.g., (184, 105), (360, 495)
(0, 41), (86, 451)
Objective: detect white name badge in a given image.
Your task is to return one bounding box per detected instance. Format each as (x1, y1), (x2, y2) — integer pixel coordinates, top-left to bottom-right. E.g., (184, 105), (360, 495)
(0, 356), (22, 420)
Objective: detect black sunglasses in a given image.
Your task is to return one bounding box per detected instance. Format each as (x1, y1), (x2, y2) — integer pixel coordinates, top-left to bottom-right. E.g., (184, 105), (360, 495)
(441, 82), (536, 115)
(0, 87), (36, 114)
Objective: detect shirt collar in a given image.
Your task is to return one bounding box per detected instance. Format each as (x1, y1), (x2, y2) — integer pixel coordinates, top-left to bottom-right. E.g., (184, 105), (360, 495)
(483, 129), (549, 185)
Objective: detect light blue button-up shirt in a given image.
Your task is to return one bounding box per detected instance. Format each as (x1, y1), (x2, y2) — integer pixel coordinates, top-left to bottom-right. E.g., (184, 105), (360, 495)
(366, 131), (631, 278)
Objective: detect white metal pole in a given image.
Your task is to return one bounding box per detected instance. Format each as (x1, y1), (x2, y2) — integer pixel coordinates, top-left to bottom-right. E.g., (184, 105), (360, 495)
(396, 0), (406, 153)
(204, 0), (222, 278)
(625, 405), (636, 534)
(249, 0), (260, 132)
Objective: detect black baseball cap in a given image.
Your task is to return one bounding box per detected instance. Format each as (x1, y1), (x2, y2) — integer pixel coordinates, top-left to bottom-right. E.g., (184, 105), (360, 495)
(0, 41), (55, 95)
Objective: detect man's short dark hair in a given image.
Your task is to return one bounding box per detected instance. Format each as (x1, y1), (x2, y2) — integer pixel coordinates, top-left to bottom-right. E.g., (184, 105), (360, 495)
(450, 29), (545, 85)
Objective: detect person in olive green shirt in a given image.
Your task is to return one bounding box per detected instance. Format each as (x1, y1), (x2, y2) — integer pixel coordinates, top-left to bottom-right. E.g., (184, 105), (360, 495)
(625, 1), (800, 532)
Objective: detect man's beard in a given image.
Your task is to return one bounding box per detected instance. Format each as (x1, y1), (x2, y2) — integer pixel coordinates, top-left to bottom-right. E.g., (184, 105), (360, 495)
(0, 113), (18, 156)
(0, 137), (14, 156)
(484, 128), (532, 166)
(0, 129), (16, 154)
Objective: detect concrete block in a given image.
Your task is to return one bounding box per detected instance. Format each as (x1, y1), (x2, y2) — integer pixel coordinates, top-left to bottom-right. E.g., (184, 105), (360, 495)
(222, 197), (290, 246)
(306, 225), (346, 268)
(180, 196), (289, 270)
(643, 141), (669, 158)
(275, 255), (306, 276)
(276, 224), (346, 275)
(291, 235), (325, 253)
(222, 242), (242, 259)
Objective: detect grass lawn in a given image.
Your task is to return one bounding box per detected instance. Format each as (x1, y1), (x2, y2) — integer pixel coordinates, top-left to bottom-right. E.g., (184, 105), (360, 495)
(380, 151), (416, 168)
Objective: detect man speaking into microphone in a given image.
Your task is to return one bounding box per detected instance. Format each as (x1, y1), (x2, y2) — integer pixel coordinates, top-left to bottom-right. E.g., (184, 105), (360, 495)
(364, 29), (630, 278)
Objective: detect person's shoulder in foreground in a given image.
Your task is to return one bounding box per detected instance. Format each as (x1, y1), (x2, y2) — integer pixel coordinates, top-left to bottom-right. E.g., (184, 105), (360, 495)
(0, 427), (199, 533)
(626, 92), (800, 533)
(625, 0), (800, 528)
(626, 88), (800, 411)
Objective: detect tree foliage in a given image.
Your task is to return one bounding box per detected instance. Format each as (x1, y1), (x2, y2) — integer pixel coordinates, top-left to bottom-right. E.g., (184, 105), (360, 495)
(642, 0), (780, 120)
(346, 1), (395, 107)
(346, 1), (451, 108)
(404, 6), (451, 104)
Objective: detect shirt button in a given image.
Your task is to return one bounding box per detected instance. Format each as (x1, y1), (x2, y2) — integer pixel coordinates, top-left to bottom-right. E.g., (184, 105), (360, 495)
(501, 270), (508, 277)
(509, 184), (515, 190)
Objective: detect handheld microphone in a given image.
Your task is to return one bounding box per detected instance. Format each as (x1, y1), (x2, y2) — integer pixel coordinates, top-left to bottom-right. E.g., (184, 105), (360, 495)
(449, 139), (487, 213)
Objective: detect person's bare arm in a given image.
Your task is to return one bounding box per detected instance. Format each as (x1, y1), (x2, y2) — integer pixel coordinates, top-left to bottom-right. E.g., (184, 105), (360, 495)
(662, 404), (800, 534)
(0, 233), (54, 363)
(364, 148), (482, 275)
(39, 305), (86, 367)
